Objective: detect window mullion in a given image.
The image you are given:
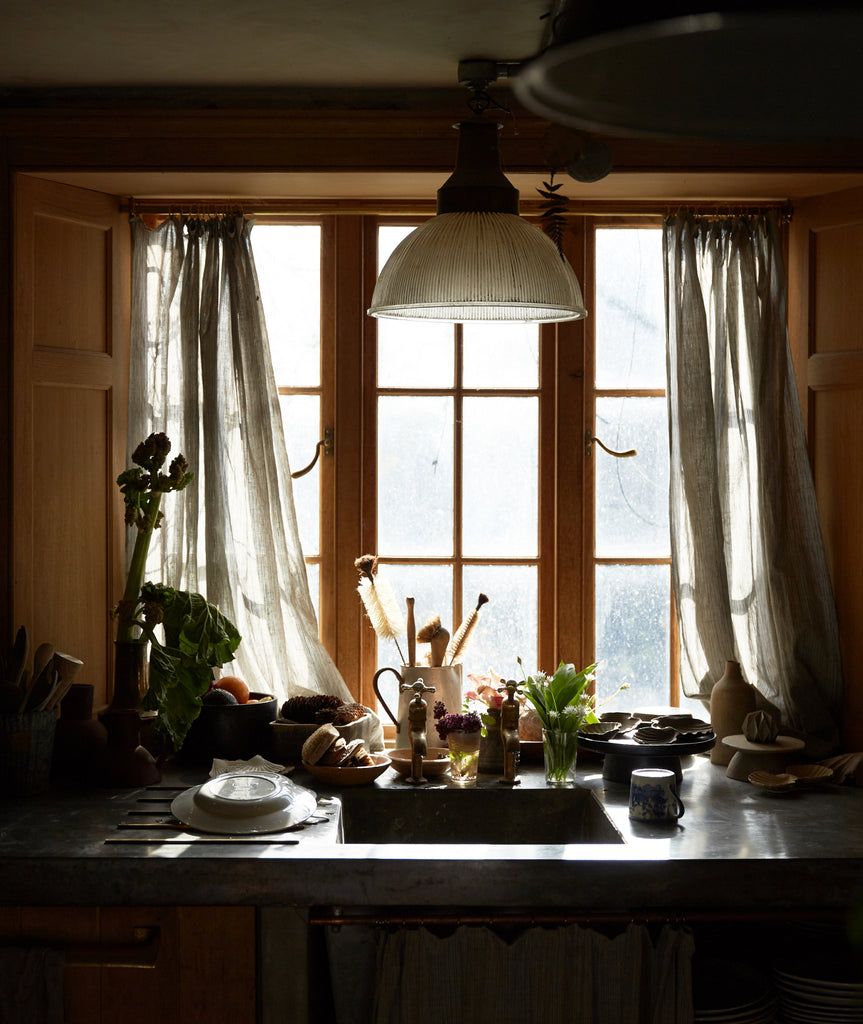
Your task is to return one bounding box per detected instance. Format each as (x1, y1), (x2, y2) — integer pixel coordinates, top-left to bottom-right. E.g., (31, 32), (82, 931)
(453, 322), (464, 631)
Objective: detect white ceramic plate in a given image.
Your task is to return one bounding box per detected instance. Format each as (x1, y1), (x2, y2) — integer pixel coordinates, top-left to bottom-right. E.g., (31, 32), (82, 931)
(171, 770), (317, 834)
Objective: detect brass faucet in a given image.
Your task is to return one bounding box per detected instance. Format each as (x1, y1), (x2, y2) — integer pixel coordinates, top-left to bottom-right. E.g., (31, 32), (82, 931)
(498, 680), (522, 785)
(400, 679), (435, 784)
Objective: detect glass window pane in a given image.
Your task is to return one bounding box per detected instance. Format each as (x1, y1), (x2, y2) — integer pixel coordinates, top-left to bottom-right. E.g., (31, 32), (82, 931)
(279, 394), (320, 559)
(378, 396), (453, 556)
(463, 565), (536, 681)
(378, 225), (416, 271)
(595, 397), (669, 558)
(462, 322), (539, 388)
(253, 224), (320, 387)
(595, 564), (674, 712)
(463, 397), (537, 557)
(372, 563), (452, 714)
(595, 228), (665, 390)
(378, 319), (454, 388)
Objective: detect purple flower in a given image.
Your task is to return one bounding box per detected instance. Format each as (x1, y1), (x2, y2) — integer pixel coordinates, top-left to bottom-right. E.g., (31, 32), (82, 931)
(434, 704), (482, 741)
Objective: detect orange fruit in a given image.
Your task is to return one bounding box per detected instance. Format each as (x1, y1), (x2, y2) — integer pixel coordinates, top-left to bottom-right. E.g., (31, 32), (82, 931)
(215, 675), (250, 704)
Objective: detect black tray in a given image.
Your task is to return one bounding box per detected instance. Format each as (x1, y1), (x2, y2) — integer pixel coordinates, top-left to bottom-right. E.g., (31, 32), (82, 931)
(577, 732), (715, 783)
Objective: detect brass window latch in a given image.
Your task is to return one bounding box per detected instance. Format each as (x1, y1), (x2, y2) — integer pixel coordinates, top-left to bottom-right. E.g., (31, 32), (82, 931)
(291, 427), (334, 479)
(585, 431), (637, 459)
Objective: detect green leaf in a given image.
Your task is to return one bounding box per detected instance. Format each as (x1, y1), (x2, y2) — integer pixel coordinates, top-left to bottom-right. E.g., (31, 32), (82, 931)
(140, 583), (242, 750)
(522, 661), (597, 731)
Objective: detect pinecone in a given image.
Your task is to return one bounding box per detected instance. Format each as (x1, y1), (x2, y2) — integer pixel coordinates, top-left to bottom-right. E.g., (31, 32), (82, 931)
(280, 694), (343, 724)
(332, 702), (368, 725)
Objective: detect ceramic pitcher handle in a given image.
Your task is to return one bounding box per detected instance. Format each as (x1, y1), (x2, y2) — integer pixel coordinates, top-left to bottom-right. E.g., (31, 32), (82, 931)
(371, 666), (402, 728)
(672, 788), (685, 819)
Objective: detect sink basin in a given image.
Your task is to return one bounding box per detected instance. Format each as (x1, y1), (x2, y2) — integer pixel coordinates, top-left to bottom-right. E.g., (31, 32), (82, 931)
(338, 786), (624, 845)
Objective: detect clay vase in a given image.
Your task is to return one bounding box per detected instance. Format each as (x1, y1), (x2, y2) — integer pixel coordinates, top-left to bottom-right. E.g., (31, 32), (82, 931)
(100, 707), (161, 786)
(51, 683), (108, 786)
(709, 660), (757, 766)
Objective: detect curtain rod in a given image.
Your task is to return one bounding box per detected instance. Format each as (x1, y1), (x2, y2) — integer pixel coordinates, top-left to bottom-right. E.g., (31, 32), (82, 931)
(125, 197), (792, 219)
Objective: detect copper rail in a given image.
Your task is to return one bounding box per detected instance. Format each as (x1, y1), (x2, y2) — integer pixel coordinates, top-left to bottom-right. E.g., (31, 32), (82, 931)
(311, 908), (845, 927)
(61, 927), (160, 968)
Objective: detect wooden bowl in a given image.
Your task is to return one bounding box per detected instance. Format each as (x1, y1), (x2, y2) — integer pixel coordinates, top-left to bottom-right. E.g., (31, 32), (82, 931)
(302, 753), (391, 787)
(388, 747), (451, 778)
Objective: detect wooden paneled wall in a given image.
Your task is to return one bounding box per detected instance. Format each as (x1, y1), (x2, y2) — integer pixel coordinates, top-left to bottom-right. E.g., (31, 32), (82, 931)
(12, 176), (129, 708)
(789, 187), (863, 750)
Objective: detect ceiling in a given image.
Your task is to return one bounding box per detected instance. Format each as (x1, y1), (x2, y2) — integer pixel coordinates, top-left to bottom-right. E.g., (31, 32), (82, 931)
(9, 1), (863, 203)
(0, 0), (548, 91)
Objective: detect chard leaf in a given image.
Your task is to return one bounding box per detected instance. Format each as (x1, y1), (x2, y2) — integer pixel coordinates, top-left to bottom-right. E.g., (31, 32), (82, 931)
(139, 583), (242, 750)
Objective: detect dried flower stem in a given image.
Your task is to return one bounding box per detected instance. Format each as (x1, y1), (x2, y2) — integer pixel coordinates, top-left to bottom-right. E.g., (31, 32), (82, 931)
(356, 564), (407, 664)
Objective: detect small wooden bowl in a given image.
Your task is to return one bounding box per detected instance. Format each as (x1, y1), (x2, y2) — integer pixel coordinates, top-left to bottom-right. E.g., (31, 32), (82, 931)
(302, 754), (391, 786)
(388, 747), (451, 778)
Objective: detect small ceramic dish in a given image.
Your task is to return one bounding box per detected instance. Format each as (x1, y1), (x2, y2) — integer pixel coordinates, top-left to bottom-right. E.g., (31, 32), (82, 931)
(633, 725), (677, 744)
(748, 770), (798, 792)
(787, 763), (834, 786)
(599, 713), (639, 731)
(578, 721), (620, 738)
(302, 753), (391, 786)
(171, 770), (317, 834)
(388, 747), (451, 778)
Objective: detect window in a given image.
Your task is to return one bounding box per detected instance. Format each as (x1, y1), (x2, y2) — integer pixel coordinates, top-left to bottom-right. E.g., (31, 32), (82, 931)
(591, 225), (695, 714)
(254, 215), (689, 715)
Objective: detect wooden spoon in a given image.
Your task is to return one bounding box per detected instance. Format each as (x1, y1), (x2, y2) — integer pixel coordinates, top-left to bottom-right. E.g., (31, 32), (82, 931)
(32, 642), (54, 686)
(406, 597), (416, 668)
(8, 626), (29, 688)
(45, 652), (84, 710)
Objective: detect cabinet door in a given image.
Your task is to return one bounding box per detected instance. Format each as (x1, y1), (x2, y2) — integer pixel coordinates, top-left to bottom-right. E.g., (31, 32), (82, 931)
(13, 174), (130, 708)
(0, 906), (256, 1024)
(789, 187), (863, 749)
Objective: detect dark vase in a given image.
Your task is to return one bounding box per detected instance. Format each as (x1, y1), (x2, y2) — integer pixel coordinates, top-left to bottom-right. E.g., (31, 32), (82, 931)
(110, 640), (149, 710)
(51, 683), (108, 785)
(100, 707), (161, 786)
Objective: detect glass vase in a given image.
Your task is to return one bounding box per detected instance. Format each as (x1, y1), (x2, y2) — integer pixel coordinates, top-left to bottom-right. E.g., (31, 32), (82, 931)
(542, 727), (578, 788)
(447, 730), (481, 787)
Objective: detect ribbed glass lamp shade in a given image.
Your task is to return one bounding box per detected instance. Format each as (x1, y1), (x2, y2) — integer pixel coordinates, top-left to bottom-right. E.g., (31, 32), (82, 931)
(368, 211), (587, 323)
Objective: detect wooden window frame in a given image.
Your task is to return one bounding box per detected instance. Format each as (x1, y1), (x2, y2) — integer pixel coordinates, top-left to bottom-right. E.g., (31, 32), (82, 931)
(261, 211), (681, 710)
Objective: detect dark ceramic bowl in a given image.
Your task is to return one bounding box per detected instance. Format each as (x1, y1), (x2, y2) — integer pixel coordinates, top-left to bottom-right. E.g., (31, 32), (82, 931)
(179, 693), (278, 764)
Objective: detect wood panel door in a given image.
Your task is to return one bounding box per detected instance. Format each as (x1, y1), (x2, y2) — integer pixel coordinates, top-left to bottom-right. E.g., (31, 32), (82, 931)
(788, 186), (863, 749)
(13, 175), (130, 709)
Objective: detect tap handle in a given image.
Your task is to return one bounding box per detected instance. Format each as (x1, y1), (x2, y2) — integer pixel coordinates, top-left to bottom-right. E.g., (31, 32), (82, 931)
(498, 680), (523, 703)
(400, 679), (435, 698)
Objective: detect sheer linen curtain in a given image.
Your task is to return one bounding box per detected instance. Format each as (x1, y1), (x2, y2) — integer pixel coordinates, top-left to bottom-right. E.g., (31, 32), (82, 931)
(129, 215), (351, 704)
(664, 212), (842, 756)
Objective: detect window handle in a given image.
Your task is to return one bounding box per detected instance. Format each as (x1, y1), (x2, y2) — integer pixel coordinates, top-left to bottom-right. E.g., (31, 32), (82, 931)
(585, 431), (637, 459)
(291, 427), (334, 479)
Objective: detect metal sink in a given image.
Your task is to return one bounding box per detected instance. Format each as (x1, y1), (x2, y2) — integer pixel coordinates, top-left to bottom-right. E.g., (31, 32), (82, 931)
(338, 786), (624, 845)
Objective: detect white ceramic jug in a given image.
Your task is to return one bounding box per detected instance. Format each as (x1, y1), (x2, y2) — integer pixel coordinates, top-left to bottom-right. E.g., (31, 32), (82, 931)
(372, 665), (463, 748)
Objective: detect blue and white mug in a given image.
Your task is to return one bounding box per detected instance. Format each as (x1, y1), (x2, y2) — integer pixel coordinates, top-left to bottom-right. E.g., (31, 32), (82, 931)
(629, 767), (685, 821)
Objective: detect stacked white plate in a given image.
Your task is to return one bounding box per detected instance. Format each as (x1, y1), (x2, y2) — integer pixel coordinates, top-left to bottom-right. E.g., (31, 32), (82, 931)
(774, 959), (863, 1023)
(693, 959), (778, 1023)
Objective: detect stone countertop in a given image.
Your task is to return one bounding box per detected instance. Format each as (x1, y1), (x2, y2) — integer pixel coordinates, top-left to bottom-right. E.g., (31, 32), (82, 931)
(0, 752), (861, 913)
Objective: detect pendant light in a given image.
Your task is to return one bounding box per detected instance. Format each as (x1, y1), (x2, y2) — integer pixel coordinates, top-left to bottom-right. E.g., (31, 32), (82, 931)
(368, 64), (587, 323)
(514, 3), (863, 142)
